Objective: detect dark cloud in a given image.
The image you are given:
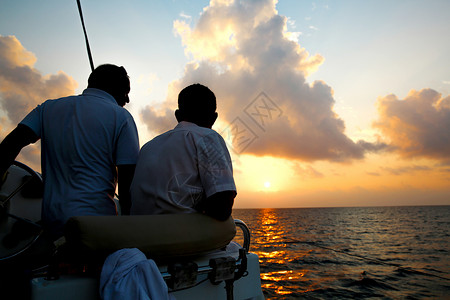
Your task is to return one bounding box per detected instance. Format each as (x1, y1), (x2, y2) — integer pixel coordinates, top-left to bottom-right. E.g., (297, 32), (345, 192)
(374, 88), (450, 162)
(381, 165), (433, 176)
(140, 105), (176, 135)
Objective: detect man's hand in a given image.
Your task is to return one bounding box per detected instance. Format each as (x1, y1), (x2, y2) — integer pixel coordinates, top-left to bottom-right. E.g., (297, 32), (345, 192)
(0, 124), (39, 178)
(196, 190), (236, 221)
(117, 164), (136, 215)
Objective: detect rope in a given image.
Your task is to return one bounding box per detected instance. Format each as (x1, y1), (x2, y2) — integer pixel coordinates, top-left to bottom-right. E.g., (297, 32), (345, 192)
(265, 238), (450, 281)
(76, 0), (95, 71)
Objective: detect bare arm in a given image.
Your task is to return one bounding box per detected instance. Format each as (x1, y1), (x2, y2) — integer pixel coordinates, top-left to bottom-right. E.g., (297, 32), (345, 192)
(0, 124), (39, 177)
(117, 164), (136, 215)
(196, 190), (236, 221)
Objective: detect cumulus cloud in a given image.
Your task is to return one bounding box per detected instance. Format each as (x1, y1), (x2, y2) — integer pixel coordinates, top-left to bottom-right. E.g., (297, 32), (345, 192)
(374, 88), (450, 162)
(0, 35), (78, 170)
(141, 105), (175, 134)
(141, 0), (382, 162)
(0, 35), (77, 126)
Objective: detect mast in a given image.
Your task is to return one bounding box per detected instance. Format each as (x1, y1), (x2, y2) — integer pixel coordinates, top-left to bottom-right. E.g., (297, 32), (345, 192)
(76, 0), (95, 72)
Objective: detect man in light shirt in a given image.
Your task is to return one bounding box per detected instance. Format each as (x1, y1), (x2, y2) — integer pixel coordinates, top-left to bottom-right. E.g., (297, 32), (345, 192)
(131, 83), (236, 220)
(0, 64), (140, 239)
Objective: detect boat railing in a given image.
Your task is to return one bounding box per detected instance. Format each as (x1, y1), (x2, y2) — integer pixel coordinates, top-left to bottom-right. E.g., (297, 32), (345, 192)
(233, 219), (251, 252)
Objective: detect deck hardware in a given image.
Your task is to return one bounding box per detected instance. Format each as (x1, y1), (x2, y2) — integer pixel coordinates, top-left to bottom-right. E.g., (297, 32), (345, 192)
(234, 248), (248, 280)
(209, 256), (236, 284)
(166, 261), (198, 290)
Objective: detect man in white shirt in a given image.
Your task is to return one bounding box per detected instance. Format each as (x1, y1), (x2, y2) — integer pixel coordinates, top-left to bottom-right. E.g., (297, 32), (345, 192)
(131, 84), (236, 221)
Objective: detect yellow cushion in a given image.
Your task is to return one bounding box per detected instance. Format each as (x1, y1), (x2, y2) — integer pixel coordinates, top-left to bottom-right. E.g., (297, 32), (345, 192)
(64, 213), (236, 259)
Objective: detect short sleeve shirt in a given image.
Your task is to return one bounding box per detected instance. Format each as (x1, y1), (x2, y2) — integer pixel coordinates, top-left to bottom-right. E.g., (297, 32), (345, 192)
(130, 121), (236, 215)
(20, 88), (139, 236)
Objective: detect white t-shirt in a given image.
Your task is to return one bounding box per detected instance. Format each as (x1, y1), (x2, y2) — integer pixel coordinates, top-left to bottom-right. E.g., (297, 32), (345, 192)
(130, 121), (236, 215)
(20, 88), (139, 236)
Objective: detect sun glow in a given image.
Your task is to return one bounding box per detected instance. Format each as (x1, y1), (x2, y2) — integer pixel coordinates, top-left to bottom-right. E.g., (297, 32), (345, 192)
(233, 155), (295, 193)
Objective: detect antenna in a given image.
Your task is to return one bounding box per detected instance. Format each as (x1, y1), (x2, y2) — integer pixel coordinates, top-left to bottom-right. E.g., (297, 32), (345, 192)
(76, 0), (95, 72)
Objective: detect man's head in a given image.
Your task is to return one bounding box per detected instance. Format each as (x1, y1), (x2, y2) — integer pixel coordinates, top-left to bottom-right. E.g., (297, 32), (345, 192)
(175, 84), (218, 128)
(88, 64), (130, 107)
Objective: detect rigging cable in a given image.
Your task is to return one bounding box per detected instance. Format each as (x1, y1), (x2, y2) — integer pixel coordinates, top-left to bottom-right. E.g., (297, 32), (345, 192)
(76, 0), (95, 71)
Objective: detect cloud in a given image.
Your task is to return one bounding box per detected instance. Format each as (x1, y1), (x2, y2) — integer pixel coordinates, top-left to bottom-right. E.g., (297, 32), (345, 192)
(0, 35), (78, 171)
(140, 0), (382, 162)
(0, 35), (78, 126)
(374, 88), (450, 162)
(140, 105), (176, 135)
(291, 162), (324, 179)
(366, 171), (380, 176)
(381, 165), (432, 176)
(179, 12), (192, 21)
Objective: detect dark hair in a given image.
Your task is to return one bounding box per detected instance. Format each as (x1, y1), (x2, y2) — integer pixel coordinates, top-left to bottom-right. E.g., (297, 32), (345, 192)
(178, 83), (216, 116)
(88, 64), (130, 106)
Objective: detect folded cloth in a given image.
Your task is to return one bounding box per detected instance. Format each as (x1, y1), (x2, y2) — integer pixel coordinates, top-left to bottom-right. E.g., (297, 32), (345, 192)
(100, 248), (175, 300)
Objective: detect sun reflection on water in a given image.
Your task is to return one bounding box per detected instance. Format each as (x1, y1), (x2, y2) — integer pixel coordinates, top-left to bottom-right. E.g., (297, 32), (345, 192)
(248, 209), (314, 297)
(233, 207), (450, 299)
(233, 208), (334, 298)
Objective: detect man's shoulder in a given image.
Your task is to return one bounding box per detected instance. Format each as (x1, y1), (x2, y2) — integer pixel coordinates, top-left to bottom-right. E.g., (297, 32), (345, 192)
(31, 95), (77, 112)
(82, 89), (133, 116)
(140, 129), (172, 149)
(177, 123), (219, 138)
(143, 124), (225, 148)
(45, 93), (77, 103)
(198, 127), (225, 141)
(178, 125), (226, 147)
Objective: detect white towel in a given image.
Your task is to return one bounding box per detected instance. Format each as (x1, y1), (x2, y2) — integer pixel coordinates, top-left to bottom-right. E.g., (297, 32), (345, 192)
(100, 248), (175, 300)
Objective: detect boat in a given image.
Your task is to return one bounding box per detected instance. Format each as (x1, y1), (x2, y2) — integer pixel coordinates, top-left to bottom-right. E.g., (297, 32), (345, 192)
(0, 161), (265, 299)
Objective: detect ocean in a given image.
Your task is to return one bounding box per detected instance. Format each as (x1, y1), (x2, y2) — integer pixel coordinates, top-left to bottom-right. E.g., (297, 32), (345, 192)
(232, 206), (450, 299)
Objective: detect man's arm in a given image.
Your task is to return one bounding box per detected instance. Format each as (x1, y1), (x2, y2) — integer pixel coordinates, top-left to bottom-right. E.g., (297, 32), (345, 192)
(117, 164), (136, 215)
(196, 190), (236, 221)
(0, 124), (39, 177)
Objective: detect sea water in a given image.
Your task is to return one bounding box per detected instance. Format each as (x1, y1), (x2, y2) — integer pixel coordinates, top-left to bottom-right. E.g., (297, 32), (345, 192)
(232, 206), (450, 299)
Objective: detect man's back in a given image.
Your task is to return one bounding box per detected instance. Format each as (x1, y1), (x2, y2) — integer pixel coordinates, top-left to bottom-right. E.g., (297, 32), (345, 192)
(130, 121), (235, 215)
(21, 88), (139, 236)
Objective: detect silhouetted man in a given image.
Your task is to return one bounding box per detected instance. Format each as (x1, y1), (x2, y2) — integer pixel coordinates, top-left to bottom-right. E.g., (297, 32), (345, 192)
(0, 64), (140, 239)
(130, 83), (236, 221)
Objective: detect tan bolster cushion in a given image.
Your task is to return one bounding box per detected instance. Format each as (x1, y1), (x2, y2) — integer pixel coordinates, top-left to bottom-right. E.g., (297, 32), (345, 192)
(64, 213), (236, 259)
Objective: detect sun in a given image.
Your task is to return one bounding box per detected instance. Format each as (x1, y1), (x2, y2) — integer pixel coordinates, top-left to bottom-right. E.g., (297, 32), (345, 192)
(264, 181), (271, 188)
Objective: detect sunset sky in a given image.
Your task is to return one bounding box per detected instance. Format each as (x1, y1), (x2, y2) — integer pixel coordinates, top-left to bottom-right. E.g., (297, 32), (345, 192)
(1, 0), (449, 208)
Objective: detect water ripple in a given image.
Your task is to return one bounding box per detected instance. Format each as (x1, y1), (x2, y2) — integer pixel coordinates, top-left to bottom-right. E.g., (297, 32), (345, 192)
(233, 206), (450, 299)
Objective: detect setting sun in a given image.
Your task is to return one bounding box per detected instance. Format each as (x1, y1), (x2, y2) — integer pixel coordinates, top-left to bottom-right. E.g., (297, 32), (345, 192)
(233, 155), (295, 194)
